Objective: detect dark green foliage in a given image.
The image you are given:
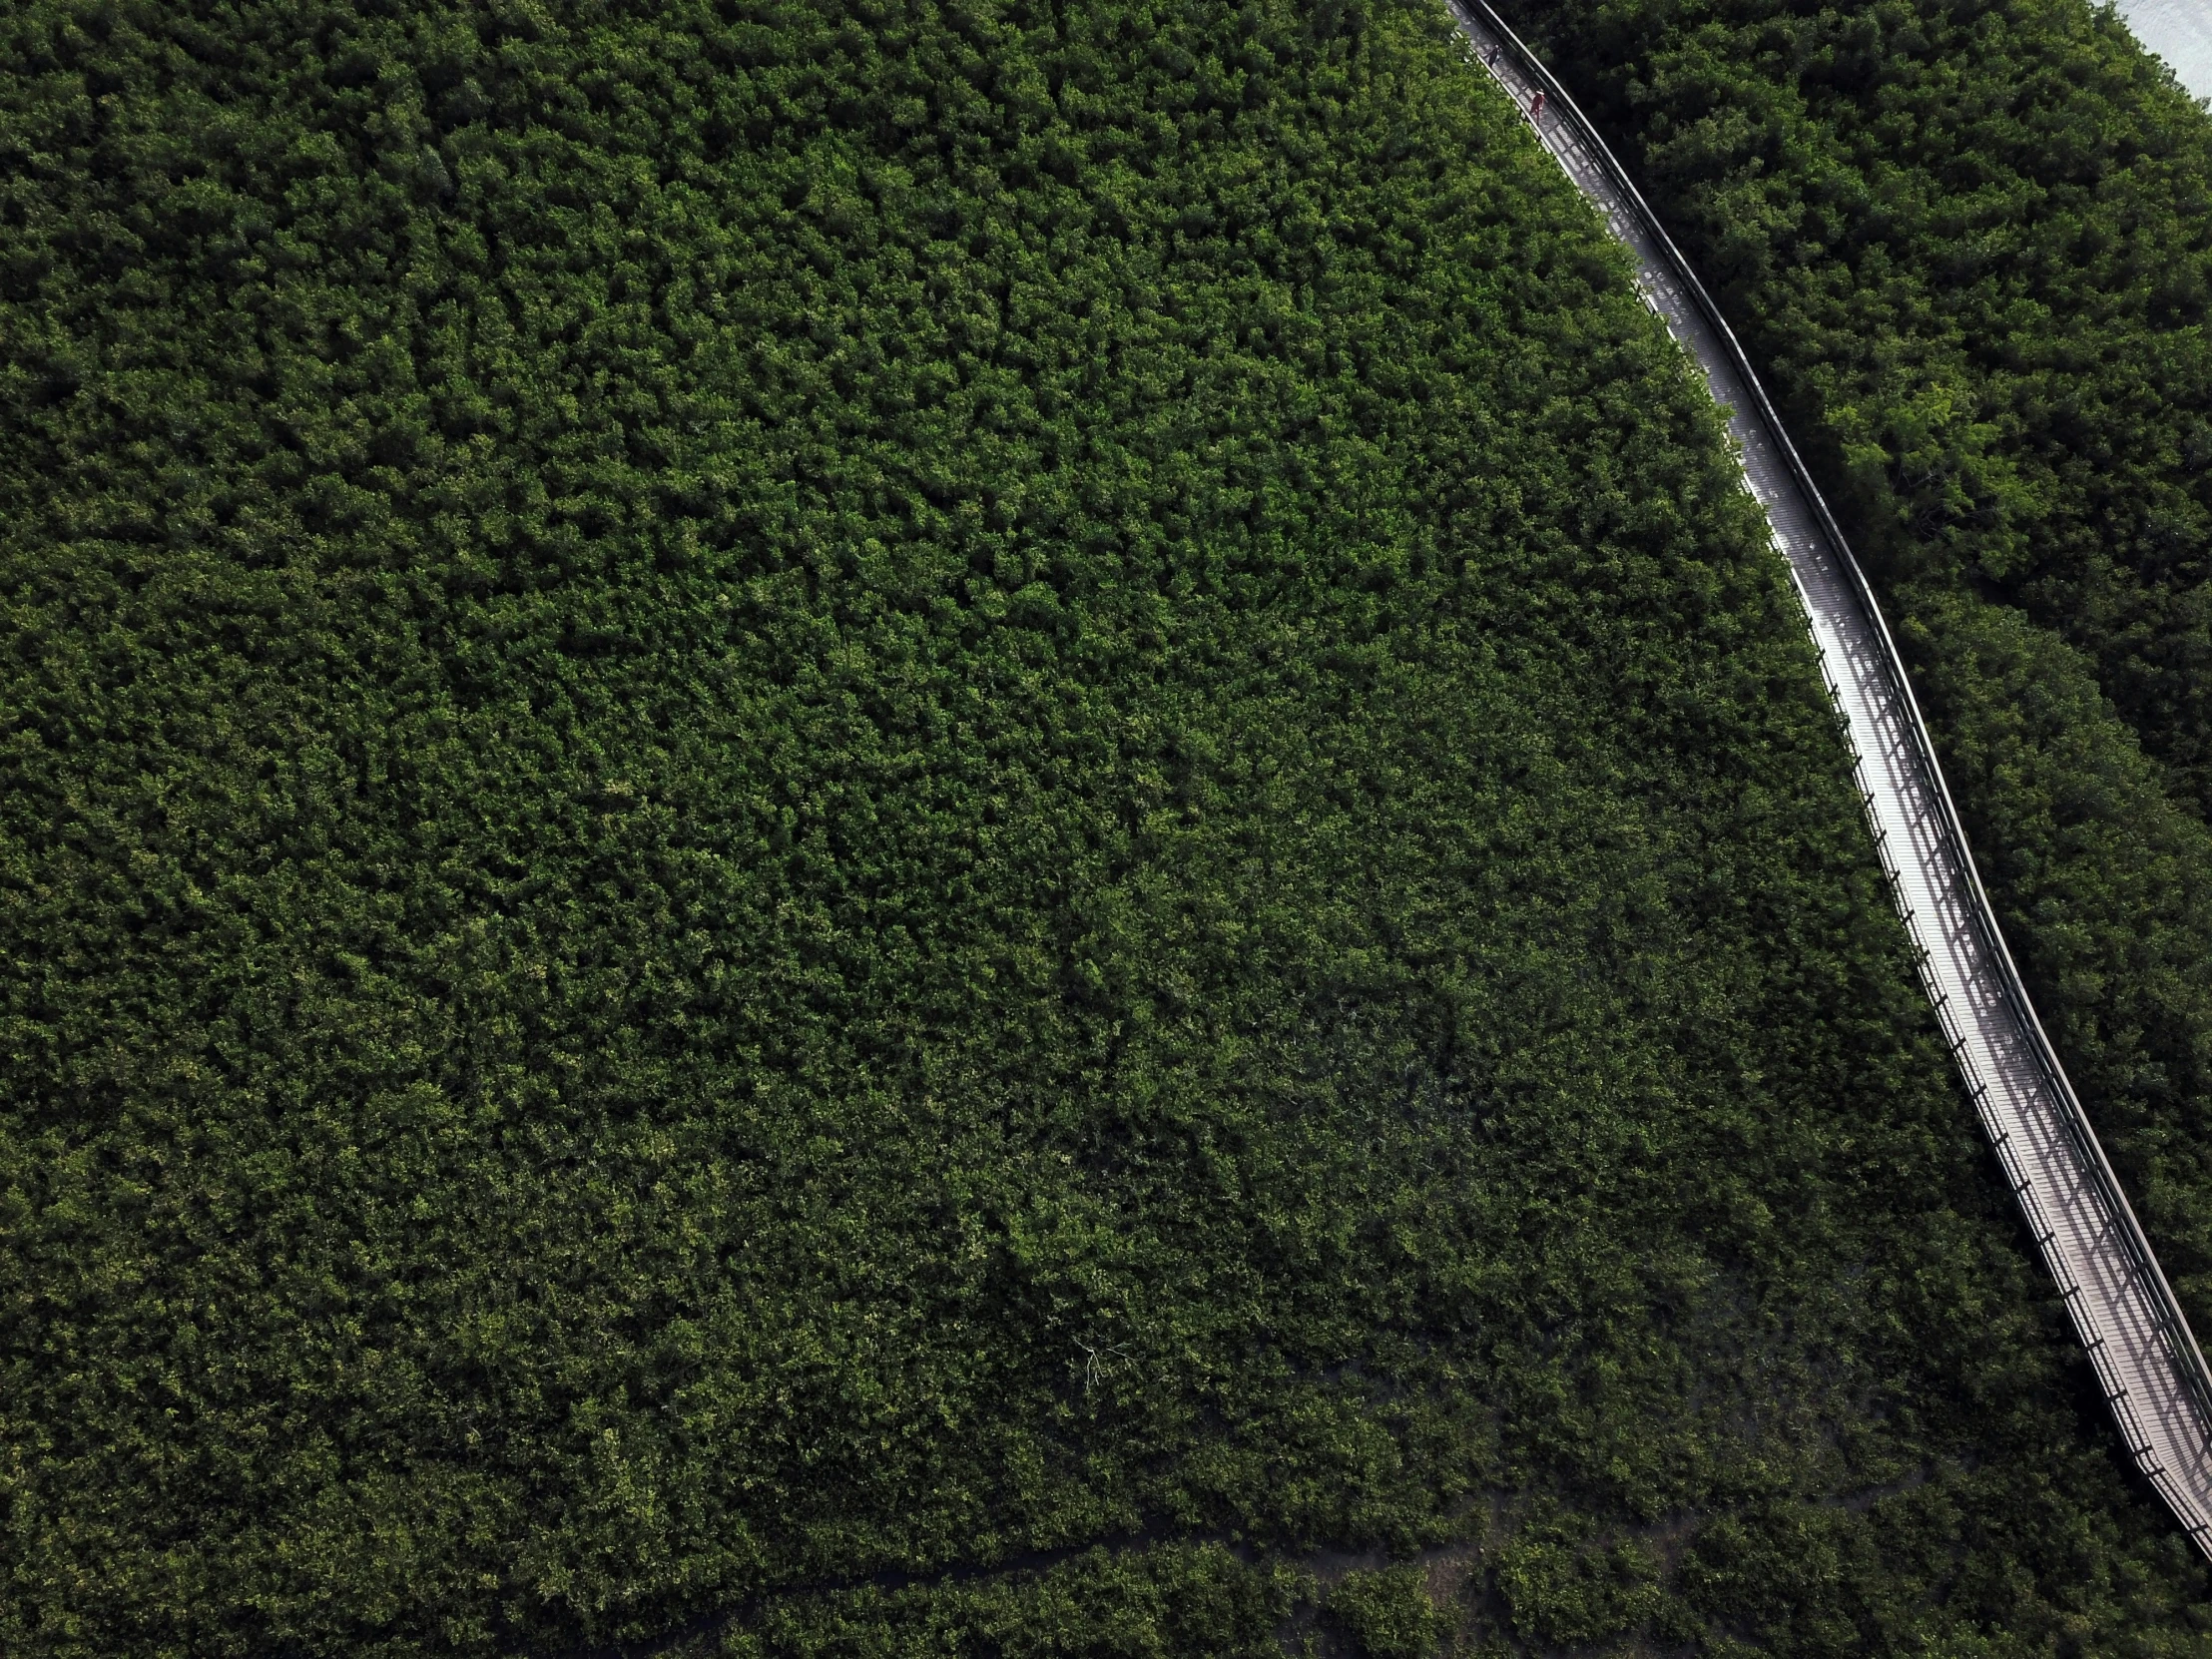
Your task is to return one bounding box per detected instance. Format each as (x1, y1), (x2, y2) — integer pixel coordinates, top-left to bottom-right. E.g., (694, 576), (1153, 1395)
(1501, 0), (2212, 793)
(1323, 1565), (1440, 1659)
(1498, 0), (2212, 1337)
(2, 0), (2209, 1653)
(682, 1545), (1306, 1658)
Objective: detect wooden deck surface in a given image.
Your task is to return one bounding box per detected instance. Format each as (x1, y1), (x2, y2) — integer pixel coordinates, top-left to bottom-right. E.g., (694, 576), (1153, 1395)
(1449, 0), (2212, 1556)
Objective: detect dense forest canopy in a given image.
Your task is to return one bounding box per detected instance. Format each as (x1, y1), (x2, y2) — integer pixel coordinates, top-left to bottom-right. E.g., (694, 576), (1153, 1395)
(3, 0), (2209, 1652)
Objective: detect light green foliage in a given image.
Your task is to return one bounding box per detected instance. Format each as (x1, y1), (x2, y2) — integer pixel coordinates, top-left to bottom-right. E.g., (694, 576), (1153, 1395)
(1493, 1517), (1663, 1649)
(1324, 1565), (1441, 1659)
(0, 0), (2208, 1653)
(1502, 0), (2212, 1339)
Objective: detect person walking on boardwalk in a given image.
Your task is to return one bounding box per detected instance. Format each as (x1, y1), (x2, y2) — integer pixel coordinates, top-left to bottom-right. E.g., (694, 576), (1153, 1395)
(1529, 89), (1545, 119)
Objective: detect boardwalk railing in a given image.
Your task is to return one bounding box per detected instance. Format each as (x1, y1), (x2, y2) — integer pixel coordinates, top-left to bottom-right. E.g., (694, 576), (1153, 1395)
(1447, 0), (2212, 1550)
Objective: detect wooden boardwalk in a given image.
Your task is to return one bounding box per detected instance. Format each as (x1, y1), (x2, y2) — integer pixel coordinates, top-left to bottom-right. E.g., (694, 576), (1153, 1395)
(1447, 0), (2212, 1555)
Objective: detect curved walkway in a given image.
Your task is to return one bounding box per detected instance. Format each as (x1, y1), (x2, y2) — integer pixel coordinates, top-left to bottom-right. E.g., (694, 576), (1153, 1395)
(1446, 0), (2212, 1556)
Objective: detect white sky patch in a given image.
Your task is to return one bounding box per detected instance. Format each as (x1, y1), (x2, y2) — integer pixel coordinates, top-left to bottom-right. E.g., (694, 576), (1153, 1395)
(2116, 0), (2212, 101)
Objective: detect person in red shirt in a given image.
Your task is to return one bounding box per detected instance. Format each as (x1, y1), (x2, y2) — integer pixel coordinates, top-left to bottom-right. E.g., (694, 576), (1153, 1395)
(1530, 90), (1545, 119)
